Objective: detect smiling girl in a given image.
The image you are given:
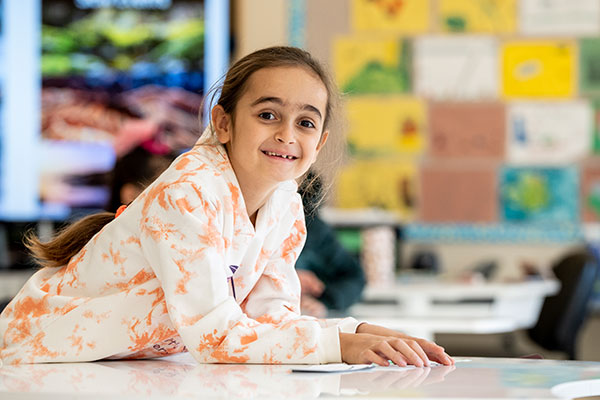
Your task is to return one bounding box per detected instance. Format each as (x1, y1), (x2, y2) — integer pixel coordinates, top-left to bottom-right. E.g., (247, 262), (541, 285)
(0, 47), (452, 367)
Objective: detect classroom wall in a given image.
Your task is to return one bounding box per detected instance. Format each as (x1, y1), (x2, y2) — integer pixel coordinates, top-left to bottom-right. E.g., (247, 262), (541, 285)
(233, 0), (595, 274)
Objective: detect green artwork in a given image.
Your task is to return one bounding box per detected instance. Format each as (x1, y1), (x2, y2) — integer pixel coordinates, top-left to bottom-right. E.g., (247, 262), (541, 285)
(579, 38), (600, 94)
(444, 16), (467, 32)
(589, 99), (600, 154)
(334, 38), (411, 95)
(587, 184), (600, 217)
(342, 61), (409, 94)
(500, 167), (579, 223)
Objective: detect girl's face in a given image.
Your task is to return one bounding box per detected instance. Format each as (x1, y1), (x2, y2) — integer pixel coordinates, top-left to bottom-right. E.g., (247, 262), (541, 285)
(213, 66), (329, 191)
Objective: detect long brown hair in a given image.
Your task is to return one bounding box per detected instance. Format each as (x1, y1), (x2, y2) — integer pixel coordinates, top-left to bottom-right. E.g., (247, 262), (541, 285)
(26, 46), (340, 268)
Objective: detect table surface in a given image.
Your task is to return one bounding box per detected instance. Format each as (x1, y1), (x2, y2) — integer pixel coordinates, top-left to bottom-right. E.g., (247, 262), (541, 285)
(2, 354), (600, 399)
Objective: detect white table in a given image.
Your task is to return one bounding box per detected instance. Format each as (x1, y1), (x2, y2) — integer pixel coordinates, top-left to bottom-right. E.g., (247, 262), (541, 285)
(348, 279), (560, 340)
(1, 354), (600, 399)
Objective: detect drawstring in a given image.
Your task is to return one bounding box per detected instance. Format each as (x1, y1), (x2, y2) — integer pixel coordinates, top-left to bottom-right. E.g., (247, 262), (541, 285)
(228, 265), (239, 300)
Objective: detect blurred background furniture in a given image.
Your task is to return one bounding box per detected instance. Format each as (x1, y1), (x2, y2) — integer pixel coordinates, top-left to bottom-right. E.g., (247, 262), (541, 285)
(526, 248), (600, 360)
(347, 277), (559, 341)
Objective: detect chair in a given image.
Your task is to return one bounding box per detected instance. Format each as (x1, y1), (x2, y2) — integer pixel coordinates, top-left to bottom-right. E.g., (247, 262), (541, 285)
(526, 248), (600, 360)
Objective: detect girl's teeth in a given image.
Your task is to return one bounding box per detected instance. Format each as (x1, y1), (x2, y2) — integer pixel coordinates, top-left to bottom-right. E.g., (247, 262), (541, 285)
(266, 151), (293, 159)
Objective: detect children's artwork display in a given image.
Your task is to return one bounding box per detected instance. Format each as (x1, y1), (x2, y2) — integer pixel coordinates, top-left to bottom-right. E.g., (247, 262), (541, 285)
(413, 37), (498, 100)
(419, 162), (498, 223)
(336, 159), (417, 217)
(579, 39), (600, 95)
(581, 163), (600, 222)
(345, 97), (425, 156)
(429, 102), (505, 159)
(438, 0), (517, 33)
(318, 0), (600, 235)
(500, 166), (579, 223)
(502, 40), (575, 98)
(507, 102), (592, 165)
(352, 0), (429, 33)
(519, 0), (600, 36)
(333, 37), (410, 95)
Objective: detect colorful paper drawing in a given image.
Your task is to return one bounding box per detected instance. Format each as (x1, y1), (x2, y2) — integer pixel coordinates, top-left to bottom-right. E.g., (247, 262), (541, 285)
(333, 38), (410, 95)
(438, 0), (517, 33)
(429, 102), (505, 159)
(590, 99), (600, 155)
(519, 0), (600, 36)
(345, 97), (425, 155)
(579, 39), (600, 95)
(414, 37), (498, 100)
(336, 159), (417, 216)
(507, 102), (592, 164)
(419, 162), (498, 223)
(501, 41), (575, 98)
(581, 163), (600, 222)
(352, 0), (429, 33)
(500, 166), (579, 223)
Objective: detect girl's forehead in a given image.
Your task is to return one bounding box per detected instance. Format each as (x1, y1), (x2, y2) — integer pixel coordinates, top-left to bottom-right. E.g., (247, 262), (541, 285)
(242, 66), (328, 107)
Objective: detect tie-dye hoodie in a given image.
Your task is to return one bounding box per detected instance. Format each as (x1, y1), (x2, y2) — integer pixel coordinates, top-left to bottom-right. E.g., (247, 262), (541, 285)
(0, 141), (359, 365)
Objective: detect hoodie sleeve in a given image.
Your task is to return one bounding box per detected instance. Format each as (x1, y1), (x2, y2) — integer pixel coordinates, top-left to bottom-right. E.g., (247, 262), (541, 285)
(242, 204), (360, 361)
(139, 181), (343, 364)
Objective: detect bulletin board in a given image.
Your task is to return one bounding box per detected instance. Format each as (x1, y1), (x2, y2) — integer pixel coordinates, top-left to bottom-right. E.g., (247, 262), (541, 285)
(299, 0), (600, 242)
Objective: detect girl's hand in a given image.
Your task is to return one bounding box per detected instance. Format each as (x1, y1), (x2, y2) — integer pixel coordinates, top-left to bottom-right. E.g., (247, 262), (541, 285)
(300, 295), (327, 318)
(340, 332), (433, 367)
(297, 270), (325, 296)
(355, 323), (454, 366)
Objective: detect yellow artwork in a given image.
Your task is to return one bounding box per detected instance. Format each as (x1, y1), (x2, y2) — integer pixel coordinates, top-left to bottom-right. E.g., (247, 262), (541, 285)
(502, 41), (575, 98)
(333, 38), (409, 94)
(336, 159), (417, 216)
(352, 0), (429, 33)
(439, 0), (517, 33)
(345, 97), (425, 155)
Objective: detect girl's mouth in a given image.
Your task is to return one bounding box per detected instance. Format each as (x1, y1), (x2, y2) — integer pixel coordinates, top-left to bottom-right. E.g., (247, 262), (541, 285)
(262, 150), (298, 160)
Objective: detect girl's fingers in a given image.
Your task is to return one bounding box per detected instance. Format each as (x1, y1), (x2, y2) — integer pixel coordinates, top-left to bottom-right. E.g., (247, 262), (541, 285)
(405, 339), (431, 367)
(365, 349), (390, 367)
(427, 349), (454, 366)
(419, 340), (454, 366)
(388, 339), (425, 367)
(375, 341), (407, 367)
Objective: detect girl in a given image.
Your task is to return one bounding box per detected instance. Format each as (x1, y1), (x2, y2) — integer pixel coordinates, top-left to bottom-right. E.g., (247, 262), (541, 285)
(0, 47), (453, 367)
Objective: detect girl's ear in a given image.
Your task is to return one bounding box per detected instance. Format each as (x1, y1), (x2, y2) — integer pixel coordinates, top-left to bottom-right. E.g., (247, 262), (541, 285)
(212, 105), (232, 144)
(313, 130), (329, 162)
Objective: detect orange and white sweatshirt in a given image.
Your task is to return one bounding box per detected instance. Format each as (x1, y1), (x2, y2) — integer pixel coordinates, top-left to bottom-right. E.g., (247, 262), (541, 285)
(0, 141), (359, 365)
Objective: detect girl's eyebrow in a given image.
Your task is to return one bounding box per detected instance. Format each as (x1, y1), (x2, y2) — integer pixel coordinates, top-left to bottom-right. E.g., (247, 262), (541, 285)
(250, 96), (323, 120)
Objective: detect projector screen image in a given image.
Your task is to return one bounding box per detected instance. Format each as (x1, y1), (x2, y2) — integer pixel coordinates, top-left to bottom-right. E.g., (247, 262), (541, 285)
(40, 0), (206, 214)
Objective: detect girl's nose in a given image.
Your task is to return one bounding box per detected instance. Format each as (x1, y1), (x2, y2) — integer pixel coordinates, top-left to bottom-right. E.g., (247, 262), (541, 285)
(275, 125), (296, 144)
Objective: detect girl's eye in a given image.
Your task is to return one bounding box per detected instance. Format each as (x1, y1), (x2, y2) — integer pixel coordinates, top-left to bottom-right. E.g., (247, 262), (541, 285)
(299, 120), (315, 129)
(258, 112), (276, 120)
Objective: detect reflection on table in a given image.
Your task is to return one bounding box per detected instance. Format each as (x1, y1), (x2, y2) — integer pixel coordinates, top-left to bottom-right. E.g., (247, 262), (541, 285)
(1, 354), (600, 399)
(348, 278), (560, 340)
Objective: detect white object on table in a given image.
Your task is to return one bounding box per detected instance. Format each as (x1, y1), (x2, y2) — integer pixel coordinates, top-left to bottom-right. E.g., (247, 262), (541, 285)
(349, 279), (559, 340)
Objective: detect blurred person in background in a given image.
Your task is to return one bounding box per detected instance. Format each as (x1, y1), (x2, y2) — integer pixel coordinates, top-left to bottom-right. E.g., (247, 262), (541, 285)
(297, 172), (366, 317)
(107, 146), (174, 212)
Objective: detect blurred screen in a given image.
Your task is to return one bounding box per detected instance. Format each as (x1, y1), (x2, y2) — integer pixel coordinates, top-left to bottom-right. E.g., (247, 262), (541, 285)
(40, 0), (206, 213)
